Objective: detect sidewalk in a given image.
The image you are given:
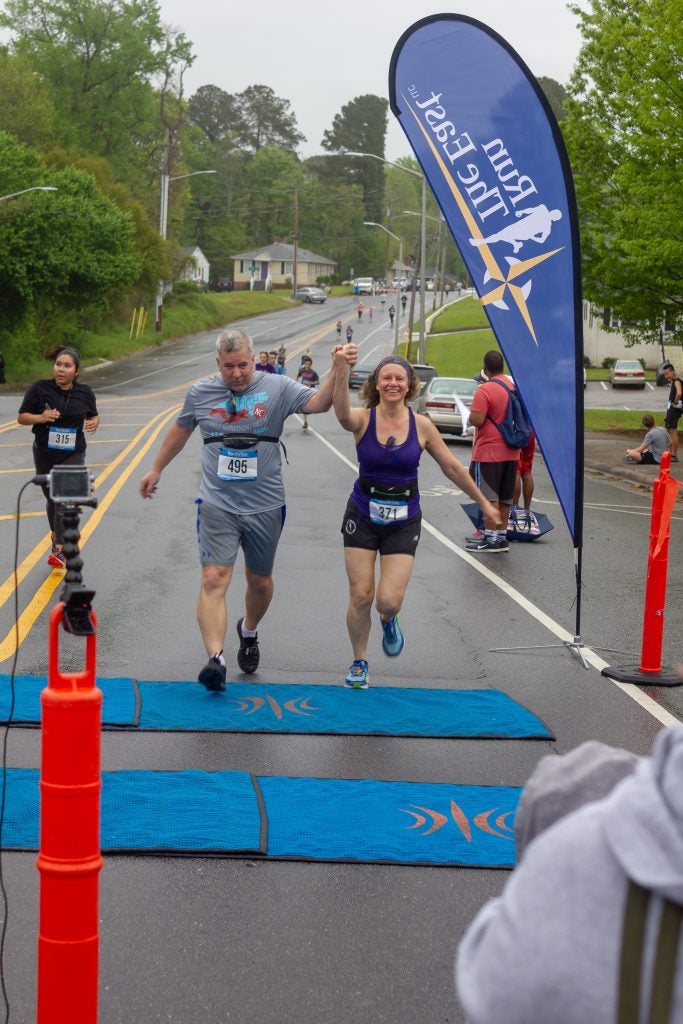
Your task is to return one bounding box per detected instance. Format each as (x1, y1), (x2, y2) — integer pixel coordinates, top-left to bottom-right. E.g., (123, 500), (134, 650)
(583, 431), (683, 495)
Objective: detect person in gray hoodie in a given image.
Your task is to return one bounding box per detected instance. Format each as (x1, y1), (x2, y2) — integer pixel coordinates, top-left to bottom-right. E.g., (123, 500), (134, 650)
(456, 727), (683, 1023)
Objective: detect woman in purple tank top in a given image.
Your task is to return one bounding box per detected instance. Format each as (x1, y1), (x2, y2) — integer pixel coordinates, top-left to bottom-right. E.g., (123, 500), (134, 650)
(332, 348), (500, 689)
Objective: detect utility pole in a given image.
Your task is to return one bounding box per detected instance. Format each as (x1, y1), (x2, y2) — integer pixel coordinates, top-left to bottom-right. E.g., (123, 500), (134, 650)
(155, 133), (170, 332)
(292, 185), (299, 297)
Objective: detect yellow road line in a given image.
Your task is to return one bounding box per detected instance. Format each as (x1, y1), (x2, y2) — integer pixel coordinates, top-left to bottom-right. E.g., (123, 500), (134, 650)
(0, 406), (180, 645)
(0, 404), (180, 662)
(0, 511), (43, 522)
(0, 463), (109, 475)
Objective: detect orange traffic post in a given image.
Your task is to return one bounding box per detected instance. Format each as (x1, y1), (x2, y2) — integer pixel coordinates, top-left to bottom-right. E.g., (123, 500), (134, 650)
(36, 602), (103, 1024)
(602, 452), (682, 686)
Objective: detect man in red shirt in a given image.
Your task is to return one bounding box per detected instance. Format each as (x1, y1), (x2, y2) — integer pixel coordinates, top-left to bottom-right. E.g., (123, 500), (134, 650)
(465, 350), (521, 552)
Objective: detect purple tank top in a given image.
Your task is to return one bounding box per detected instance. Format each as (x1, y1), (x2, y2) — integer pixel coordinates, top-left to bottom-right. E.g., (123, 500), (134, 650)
(351, 407), (422, 519)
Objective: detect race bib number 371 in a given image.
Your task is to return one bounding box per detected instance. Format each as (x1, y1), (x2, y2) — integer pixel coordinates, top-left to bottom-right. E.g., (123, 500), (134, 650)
(369, 498), (408, 525)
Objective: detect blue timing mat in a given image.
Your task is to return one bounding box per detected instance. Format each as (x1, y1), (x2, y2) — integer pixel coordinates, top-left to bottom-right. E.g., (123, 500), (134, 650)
(0, 675), (552, 739)
(1, 768), (520, 867)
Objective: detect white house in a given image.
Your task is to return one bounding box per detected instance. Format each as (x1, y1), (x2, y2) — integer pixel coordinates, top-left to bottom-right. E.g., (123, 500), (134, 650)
(178, 245), (210, 288)
(582, 301), (674, 370)
(231, 242), (336, 290)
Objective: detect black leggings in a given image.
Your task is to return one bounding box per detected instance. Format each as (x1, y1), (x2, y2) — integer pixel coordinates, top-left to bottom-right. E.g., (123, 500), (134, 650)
(33, 445), (85, 542)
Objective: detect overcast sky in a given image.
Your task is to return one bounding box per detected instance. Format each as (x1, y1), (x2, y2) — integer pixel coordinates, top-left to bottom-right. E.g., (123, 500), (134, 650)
(156, 0), (587, 161)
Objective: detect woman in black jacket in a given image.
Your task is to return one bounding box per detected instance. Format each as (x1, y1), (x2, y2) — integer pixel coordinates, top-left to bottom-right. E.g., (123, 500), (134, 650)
(18, 346), (99, 568)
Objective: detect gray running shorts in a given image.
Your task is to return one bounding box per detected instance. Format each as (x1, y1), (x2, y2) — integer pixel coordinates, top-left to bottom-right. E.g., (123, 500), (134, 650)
(196, 499), (285, 575)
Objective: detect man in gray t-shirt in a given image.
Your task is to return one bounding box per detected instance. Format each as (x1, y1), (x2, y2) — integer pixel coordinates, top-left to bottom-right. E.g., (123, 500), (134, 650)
(139, 327), (347, 690)
(625, 414), (670, 465)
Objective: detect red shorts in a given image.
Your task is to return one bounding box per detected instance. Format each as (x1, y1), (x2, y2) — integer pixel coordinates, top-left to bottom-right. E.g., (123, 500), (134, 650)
(517, 433), (536, 475)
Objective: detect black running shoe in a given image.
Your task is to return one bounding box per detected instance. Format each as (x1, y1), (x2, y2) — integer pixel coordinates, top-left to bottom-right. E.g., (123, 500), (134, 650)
(198, 656), (226, 692)
(236, 617), (260, 674)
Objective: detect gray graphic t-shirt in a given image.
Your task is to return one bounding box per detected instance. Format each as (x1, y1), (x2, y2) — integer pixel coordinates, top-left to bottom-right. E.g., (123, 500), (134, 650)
(177, 371), (314, 513)
(643, 426), (669, 463)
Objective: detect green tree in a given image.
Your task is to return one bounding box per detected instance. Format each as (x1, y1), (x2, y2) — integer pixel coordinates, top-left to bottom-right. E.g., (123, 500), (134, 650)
(0, 50), (56, 148)
(240, 146), (303, 244)
(0, 0), (194, 183)
(537, 76), (569, 124)
(321, 94), (387, 224)
(321, 94), (388, 223)
(0, 132), (140, 367)
(298, 175), (367, 281)
(234, 85), (305, 153)
(563, 0), (683, 343)
(187, 85), (248, 146)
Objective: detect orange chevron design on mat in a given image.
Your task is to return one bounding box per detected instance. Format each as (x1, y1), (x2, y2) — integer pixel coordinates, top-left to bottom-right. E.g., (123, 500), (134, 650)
(230, 693), (319, 718)
(401, 799), (515, 841)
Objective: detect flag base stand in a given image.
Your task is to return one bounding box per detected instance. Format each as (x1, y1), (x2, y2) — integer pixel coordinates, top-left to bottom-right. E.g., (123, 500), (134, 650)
(490, 636), (634, 672)
(601, 664), (682, 688)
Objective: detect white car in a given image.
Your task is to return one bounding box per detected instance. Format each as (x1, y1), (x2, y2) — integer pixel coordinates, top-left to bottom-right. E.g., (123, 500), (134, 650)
(355, 277), (374, 294)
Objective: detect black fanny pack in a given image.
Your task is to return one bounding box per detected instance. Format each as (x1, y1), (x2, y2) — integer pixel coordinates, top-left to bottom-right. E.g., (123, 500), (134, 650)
(204, 432), (288, 463)
(359, 476), (418, 499)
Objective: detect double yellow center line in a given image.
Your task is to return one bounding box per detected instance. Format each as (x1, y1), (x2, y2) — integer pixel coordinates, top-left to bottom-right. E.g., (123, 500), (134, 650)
(0, 404), (180, 662)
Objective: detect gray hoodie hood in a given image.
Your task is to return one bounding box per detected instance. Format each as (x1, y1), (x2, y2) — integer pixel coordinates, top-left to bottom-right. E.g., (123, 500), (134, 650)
(602, 726), (683, 902)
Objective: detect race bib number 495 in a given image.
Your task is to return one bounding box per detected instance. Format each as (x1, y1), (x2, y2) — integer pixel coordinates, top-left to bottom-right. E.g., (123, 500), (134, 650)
(217, 447), (257, 481)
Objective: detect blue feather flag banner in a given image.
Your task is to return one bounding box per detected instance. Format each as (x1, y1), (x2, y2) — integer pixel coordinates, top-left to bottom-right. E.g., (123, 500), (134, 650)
(390, 15), (583, 546)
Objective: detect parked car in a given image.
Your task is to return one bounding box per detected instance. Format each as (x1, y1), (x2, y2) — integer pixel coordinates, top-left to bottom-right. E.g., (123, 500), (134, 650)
(609, 359), (646, 388)
(348, 361), (377, 389)
(414, 376), (479, 438)
(355, 277), (374, 295)
(296, 287), (327, 303)
(411, 363), (438, 398)
(212, 277), (233, 292)
(583, 366), (587, 389)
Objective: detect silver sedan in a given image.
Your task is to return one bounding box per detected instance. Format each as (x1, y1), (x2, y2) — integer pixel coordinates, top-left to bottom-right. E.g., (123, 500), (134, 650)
(414, 376), (479, 439)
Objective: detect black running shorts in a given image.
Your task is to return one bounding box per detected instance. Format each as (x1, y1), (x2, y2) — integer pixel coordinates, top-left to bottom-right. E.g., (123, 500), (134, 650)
(341, 498), (421, 556)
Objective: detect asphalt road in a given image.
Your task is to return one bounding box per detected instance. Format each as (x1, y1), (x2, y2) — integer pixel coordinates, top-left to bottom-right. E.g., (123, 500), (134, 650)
(0, 296), (680, 1023)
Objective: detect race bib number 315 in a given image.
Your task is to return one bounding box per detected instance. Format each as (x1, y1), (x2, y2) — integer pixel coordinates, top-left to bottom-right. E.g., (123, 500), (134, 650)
(217, 447), (257, 481)
(47, 426), (77, 451)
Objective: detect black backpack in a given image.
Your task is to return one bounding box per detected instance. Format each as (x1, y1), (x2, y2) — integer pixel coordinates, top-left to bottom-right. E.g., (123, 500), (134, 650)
(488, 378), (532, 448)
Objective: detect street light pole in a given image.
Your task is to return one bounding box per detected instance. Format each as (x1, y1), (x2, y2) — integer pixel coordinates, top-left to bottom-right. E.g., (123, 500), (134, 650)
(344, 150), (427, 360)
(0, 186), (58, 202)
(155, 167), (217, 332)
(401, 209), (445, 315)
(364, 222), (402, 354)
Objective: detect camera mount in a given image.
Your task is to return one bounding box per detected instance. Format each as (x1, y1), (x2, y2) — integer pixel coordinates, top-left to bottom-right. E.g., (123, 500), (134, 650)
(32, 467), (98, 636)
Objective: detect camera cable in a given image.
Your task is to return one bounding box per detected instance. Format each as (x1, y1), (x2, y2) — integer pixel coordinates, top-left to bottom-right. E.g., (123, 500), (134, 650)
(0, 481), (35, 1023)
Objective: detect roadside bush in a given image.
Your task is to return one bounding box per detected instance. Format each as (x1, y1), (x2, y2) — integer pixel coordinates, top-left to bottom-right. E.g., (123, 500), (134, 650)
(602, 357), (616, 368)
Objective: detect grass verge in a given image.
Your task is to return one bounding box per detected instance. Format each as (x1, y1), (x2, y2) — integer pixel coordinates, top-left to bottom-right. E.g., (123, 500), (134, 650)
(3, 290), (296, 385)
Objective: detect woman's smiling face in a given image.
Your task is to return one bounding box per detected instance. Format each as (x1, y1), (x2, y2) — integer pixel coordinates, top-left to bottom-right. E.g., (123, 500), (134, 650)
(376, 363), (409, 402)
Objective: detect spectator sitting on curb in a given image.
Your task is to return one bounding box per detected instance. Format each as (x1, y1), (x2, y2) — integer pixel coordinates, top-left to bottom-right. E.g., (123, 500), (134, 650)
(624, 414), (670, 465)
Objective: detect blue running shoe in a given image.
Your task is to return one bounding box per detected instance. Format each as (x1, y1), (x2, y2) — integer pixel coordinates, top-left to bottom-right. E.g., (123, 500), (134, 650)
(381, 615), (405, 657)
(344, 659), (369, 688)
